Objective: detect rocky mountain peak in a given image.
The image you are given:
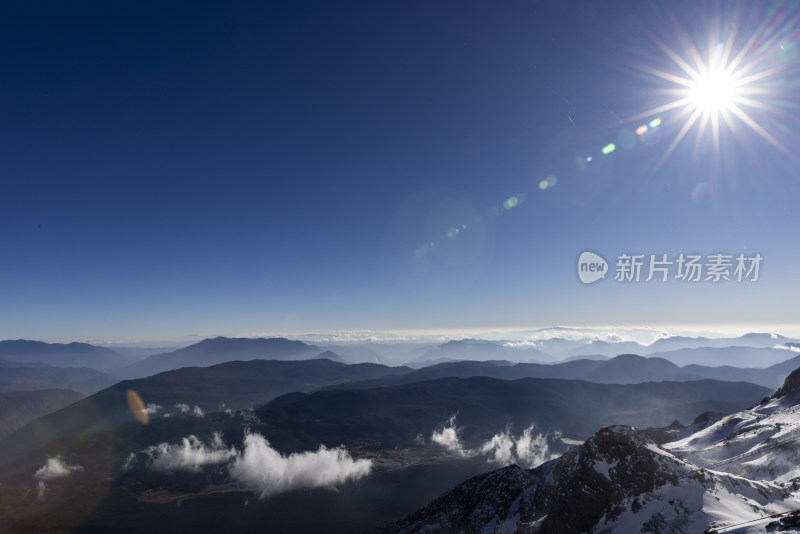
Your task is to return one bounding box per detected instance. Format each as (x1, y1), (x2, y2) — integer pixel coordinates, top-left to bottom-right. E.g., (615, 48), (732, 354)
(539, 425), (682, 533)
(773, 366), (800, 399)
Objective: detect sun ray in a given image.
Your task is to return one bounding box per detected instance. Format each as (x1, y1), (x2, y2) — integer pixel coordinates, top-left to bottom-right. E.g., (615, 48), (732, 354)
(726, 102), (788, 156)
(656, 107), (704, 168)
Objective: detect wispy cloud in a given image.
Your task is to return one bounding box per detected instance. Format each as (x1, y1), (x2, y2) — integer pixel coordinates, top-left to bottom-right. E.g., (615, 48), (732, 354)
(478, 425), (560, 468)
(429, 417), (561, 468)
(33, 457), (83, 501)
(230, 431), (372, 498)
(431, 415), (465, 454)
(174, 402), (204, 418)
(143, 433), (238, 472)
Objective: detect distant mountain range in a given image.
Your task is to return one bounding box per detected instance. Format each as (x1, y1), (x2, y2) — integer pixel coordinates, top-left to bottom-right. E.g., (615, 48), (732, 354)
(0, 359), (118, 395)
(410, 339), (550, 366)
(0, 340), (135, 371)
(1, 332), (797, 380)
(116, 336), (346, 378)
(392, 333), (800, 368)
(324, 353), (800, 390)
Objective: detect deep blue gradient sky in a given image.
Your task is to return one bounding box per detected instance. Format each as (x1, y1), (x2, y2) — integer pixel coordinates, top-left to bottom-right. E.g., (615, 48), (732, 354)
(2, 1), (799, 341)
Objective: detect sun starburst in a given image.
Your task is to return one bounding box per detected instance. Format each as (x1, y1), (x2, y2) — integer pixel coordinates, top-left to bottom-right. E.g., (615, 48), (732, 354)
(631, 8), (800, 167)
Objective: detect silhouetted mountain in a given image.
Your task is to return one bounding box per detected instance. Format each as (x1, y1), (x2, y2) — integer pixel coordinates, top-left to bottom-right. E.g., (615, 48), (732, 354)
(319, 343), (437, 366)
(324, 354), (703, 391)
(118, 337), (338, 378)
(0, 359), (118, 394)
(311, 350), (347, 363)
(412, 339), (549, 365)
(260, 376), (769, 450)
(649, 345), (793, 367)
(0, 340), (131, 371)
(1, 358), (410, 451)
(683, 354), (800, 388)
(646, 332), (794, 353)
(556, 339), (647, 359)
(560, 353), (609, 362)
(0, 389), (84, 439)
(107, 346), (176, 361)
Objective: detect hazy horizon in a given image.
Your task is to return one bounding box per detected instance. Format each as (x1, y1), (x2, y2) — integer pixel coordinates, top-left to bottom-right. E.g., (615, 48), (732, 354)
(14, 324), (800, 349)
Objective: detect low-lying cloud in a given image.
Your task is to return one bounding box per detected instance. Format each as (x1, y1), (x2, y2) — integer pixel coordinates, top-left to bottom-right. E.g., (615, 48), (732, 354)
(125, 431), (372, 498)
(431, 415), (464, 453)
(175, 402), (204, 418)
(430, 417), (560, 468)
(33, 456), (83, 501)
(145, 433), (238, 472)
(230, 431), (373, 498)
(479, 425), (560, 468)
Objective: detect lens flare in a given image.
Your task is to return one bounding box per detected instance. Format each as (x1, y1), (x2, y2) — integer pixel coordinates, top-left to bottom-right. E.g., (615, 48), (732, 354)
(127, 389), (149, 424)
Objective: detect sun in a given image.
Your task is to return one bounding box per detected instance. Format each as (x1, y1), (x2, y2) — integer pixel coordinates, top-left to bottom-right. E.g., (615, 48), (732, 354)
(629, 9), (799, 166)
(688, 70), (739, 115)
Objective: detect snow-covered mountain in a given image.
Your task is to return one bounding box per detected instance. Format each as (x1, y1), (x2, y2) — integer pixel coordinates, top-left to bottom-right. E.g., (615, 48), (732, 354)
(664, 367), (800, 486)
(372, 369), (800, 534)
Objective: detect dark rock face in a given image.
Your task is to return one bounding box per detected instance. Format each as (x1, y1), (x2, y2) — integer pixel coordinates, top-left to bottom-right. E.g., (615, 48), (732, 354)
(369, 465), (553, 534)
(773, 366), (800, 399)
(539, 425), (680, 534)
(373, 425), (685, 534)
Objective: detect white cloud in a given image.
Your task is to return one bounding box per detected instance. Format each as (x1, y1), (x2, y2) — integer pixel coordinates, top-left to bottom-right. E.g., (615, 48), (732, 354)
(145, 403), (162, 414)
(478, 431), (515, 465)
(174, 402), (204, 418)
(414, 433), (425, 445)
(229, 431), (372, 498)
(146, 433), (238, 472)
(427, 418), (561, 468)
(478, 425), (559, 468)
(33, 457), (83, 501)
(122, 452), (136, 471)
(431, 415), (468, 455)
(34, 456), (83, 480)
(126, 431), (372, 498)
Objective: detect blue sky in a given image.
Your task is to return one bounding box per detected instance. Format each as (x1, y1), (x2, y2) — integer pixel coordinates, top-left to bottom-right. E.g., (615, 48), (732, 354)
(1, 0), (799, 342)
